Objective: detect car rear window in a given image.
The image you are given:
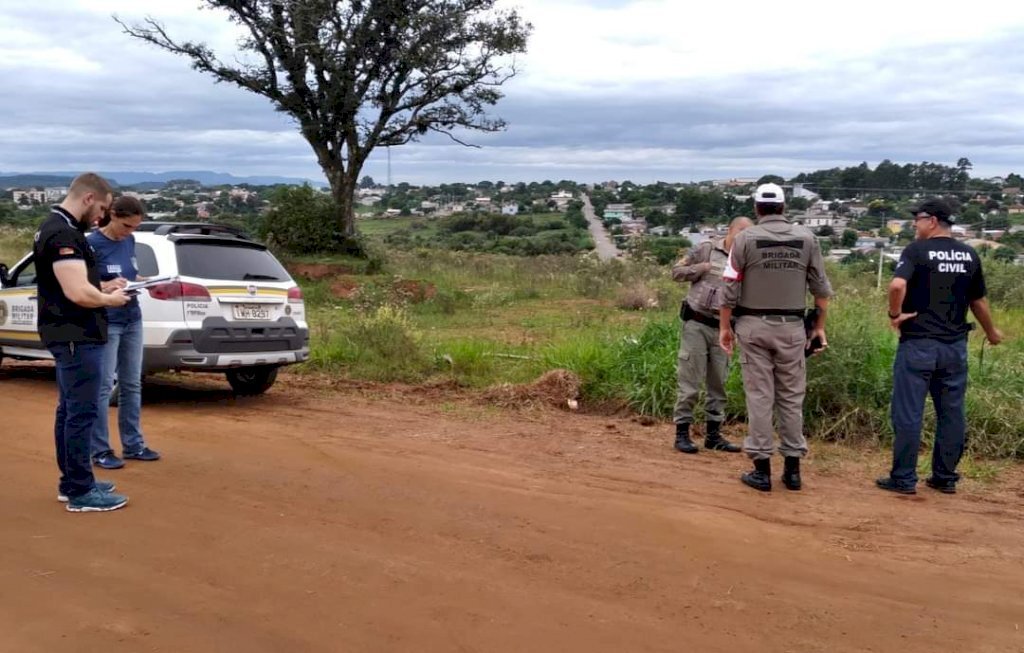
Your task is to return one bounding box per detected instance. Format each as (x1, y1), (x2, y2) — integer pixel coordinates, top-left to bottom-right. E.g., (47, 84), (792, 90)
(175, 241), (290, 281)
(135, 243), (160, 277)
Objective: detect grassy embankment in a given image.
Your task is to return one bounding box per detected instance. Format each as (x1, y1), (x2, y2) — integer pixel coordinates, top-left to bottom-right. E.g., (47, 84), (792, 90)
(3, 220), (1021, 467)
(295, 217), (1024, 463)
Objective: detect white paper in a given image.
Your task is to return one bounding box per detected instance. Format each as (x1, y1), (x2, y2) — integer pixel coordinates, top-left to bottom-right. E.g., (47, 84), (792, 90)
(124, 276), (174, 292)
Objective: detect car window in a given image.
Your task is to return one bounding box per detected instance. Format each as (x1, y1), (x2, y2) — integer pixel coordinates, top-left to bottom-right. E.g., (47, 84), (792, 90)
(135, 243), (159, 277)
(12, 260), (36, 287)
(175, 241), (289, 281)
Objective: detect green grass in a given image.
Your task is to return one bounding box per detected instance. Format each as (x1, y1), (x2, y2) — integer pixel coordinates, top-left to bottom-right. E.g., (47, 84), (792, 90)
(290, 249), (1024, 460)
(0, 226), (34, 267)
(355, 215), (442, 238)
(5, 222), (1020, 461)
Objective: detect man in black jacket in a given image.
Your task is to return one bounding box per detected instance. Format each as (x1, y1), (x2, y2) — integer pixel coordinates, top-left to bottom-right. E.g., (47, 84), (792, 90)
(877, 198), (1004, 495)
(35, 173), (131, 512)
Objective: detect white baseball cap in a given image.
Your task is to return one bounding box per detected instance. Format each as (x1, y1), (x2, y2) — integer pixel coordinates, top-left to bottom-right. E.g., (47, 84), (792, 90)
(753, 183), (786, 204)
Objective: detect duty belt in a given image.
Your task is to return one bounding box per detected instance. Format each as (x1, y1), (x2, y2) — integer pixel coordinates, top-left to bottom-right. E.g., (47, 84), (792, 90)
(681, 303), (719, 328)
(734, 306), (805, 318)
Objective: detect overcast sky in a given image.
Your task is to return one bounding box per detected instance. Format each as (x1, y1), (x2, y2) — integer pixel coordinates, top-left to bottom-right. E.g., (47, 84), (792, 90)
(2, 0), (1024, 185)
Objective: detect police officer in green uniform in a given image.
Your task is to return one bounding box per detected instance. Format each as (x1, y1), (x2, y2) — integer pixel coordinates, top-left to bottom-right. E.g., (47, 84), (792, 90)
(718, 183), (832, 492)
(670, 216), (752, 454)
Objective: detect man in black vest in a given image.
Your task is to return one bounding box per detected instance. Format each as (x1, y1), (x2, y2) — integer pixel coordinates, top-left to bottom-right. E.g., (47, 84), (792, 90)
(877, 198), (1004, 495)
(35, 172), (131, 512)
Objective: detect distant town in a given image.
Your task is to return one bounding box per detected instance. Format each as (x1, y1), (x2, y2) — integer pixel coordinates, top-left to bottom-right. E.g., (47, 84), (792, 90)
(3, 167), (1023, 266)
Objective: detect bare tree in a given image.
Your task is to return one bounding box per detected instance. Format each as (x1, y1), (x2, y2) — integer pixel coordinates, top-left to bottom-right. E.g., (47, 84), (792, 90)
(116, 1), (530, 243)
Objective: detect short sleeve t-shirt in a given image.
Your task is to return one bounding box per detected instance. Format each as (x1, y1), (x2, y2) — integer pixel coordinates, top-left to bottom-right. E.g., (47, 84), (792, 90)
(33, 207), (108, 344)
(86, 230), (142, 324)
(893, 237), (986, 342)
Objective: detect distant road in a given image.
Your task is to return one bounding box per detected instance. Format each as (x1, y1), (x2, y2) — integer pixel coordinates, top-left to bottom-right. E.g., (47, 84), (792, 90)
(581, 194), (621, 261)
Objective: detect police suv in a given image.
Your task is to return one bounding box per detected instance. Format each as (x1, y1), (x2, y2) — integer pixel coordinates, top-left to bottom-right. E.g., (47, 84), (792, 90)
(0, 222), (309, 395)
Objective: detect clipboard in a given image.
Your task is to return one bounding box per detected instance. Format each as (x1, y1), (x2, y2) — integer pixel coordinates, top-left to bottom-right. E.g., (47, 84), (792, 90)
(123, 276), (174, 295)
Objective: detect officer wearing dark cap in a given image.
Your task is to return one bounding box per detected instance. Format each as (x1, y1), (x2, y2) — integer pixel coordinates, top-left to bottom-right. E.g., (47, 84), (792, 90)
(719, 183), (833, 492)
(876, 198), (1004, 495)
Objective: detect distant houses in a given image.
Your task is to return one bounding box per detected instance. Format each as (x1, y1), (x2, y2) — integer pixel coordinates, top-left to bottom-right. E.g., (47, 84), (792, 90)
(3, 186), (69, 208)
(602, 203), (633, 221)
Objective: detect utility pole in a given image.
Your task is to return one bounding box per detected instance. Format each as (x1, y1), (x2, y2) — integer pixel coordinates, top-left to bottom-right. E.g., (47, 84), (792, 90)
(876, 239), (886, 290)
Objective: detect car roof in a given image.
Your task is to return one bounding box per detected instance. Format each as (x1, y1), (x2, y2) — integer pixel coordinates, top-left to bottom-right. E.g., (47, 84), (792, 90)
(136, 222), (253, 240)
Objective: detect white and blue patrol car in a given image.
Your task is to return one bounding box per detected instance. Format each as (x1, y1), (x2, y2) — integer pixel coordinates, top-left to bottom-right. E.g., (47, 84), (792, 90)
(0, 222), (309, 396)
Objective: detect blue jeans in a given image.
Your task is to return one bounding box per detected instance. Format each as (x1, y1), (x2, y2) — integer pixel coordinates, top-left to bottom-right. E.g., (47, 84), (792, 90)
(890, 338), (969, 487)
(47, 342), (105, 498)
(92, 319), (146, 456)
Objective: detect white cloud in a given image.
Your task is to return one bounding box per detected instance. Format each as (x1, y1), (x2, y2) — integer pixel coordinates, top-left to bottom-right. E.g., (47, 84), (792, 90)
(506, 0), (1024, 90)
(2, 0), (1024, 183)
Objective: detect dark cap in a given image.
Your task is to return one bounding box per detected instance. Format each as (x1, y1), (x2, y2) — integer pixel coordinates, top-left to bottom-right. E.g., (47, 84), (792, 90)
(908, 198), (954, 223)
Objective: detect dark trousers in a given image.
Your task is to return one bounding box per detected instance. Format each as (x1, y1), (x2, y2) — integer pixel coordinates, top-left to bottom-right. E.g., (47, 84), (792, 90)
(890, 337), (968, 487)
(47, 342), (104, 498)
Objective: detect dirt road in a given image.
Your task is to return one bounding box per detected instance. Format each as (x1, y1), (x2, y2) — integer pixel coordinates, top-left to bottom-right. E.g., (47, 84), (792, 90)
(582, 194), (622, 261)
(2, 364), (1023, 653)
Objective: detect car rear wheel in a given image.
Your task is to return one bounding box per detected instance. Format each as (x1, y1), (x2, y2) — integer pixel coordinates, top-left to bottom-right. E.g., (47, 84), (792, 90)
(225, 365), (279, 396)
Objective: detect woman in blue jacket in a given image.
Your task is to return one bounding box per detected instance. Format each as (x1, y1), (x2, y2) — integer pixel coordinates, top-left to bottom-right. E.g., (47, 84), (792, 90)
(88, 196), (160, 469)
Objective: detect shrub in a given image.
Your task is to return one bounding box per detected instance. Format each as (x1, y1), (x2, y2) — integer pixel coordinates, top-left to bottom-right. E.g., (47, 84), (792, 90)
(310, 304), (430, 382)
(260, 185), (366, 255)
(615, 282), (659, 311)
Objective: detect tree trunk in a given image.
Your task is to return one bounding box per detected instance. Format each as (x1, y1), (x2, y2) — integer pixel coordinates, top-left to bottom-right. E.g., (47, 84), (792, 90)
(322, 160), (359, 239)
(331, 172), (358, 238)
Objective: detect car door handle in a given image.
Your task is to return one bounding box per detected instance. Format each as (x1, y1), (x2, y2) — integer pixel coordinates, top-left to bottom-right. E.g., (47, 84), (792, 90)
(28, 295), (37, 301)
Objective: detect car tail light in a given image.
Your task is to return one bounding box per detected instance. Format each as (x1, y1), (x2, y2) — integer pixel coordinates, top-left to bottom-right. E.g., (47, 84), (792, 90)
(288, 286), (303, 303)
(147, 281), (212, 301)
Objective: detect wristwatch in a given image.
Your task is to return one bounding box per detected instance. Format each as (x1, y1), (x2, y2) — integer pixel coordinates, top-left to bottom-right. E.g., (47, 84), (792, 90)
(888, 311), (900, 319)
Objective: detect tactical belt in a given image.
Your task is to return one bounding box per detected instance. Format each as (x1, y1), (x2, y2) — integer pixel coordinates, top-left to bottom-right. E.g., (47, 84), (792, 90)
(734, 306), (806, 318)
(681, 303), (720, 328)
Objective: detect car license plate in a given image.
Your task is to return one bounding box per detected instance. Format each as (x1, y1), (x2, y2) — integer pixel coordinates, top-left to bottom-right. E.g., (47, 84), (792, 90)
(232, 304), (271, 320)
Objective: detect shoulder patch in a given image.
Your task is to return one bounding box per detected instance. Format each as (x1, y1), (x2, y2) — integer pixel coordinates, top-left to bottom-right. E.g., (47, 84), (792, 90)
(723, 249), (743, 281)
(59, 247), (76, 256)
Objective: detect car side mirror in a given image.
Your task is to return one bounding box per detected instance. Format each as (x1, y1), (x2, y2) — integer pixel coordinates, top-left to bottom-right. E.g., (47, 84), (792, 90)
(0, 263), (9, 287)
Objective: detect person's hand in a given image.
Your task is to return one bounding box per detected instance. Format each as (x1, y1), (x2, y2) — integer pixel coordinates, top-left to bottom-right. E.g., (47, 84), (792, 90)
(699, 262), (713, 275)
(889, 312), (917, 331)
(806, 328), (828, 355)
(106, 288), (130, 307)
(101, 277), (127, 293)
(719, 328), (735, 355)
(985, 328), (1004, 346)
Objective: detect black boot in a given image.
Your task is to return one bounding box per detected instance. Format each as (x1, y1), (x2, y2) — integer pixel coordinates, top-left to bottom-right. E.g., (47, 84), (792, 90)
(704, 421), (741, 453)
(674, 423), (698, 454)
(741, 458), (772, 492)
(782, 456), (802, 491)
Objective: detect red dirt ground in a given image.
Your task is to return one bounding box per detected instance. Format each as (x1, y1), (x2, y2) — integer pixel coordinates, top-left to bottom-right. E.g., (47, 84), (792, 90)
(2, 363), (1023, 653)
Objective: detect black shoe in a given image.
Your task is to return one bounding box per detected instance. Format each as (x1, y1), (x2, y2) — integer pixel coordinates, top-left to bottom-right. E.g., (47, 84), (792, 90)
(704, 435), (742, 453)
(123, 447), (161, 462)
(924, 477), (957, 494)
(782, 457), (802, 491)
(93, 451), (125, 470)
(673, 423), (698, 454)
(875, 477), (916, 495)
(741, 458), (772, 492)
(703, 421), (741, 452)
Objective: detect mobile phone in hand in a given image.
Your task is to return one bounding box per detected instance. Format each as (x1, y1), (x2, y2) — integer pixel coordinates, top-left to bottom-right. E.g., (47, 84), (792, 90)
(805, 335), (824, 358)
